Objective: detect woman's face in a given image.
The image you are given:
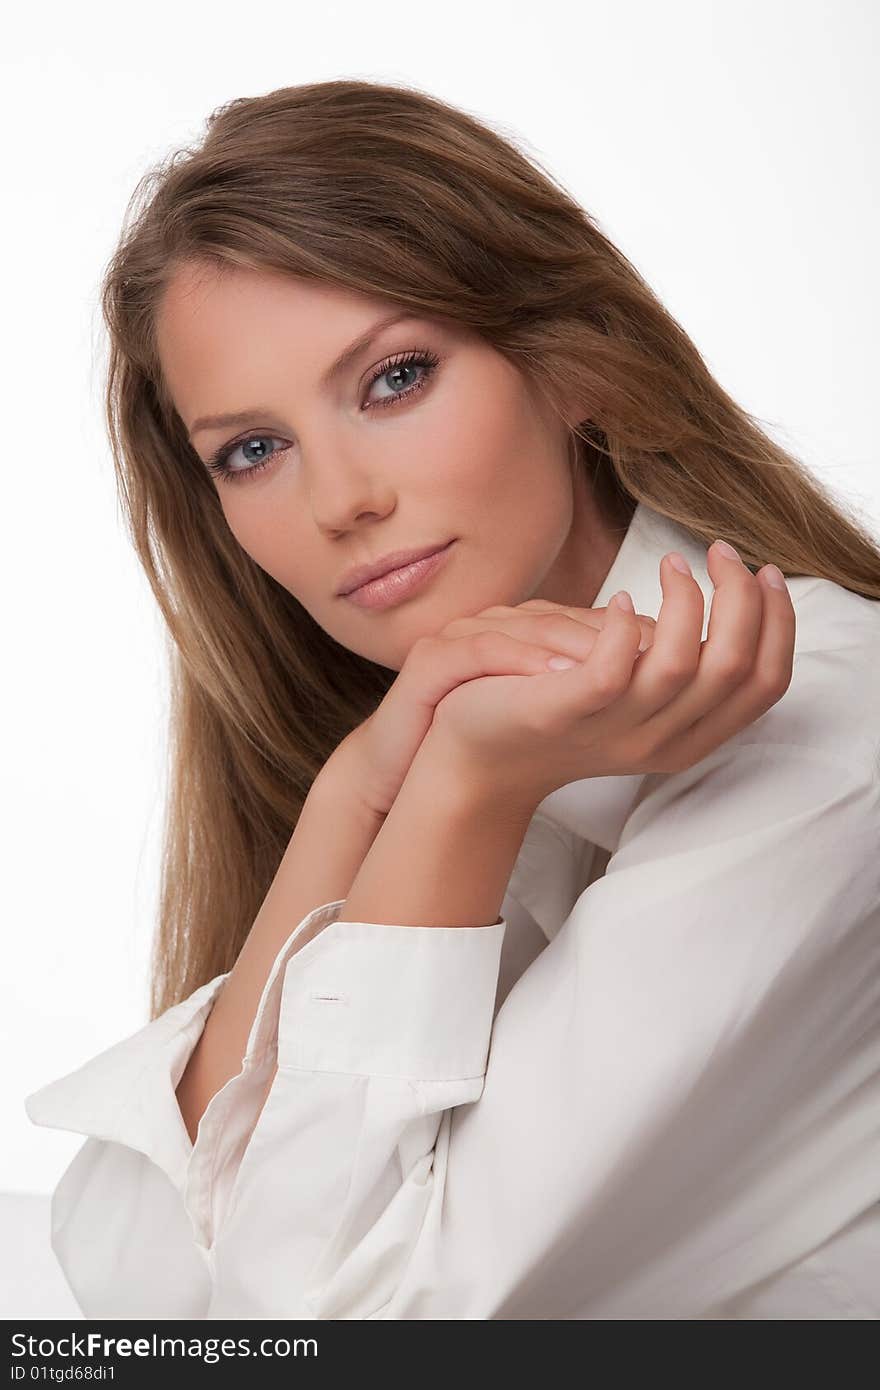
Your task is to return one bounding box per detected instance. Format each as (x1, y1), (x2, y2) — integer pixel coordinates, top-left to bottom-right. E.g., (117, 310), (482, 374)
(156, 261), (620, 670)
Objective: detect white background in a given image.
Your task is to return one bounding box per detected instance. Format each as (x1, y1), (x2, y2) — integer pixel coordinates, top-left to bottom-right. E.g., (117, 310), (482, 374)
(4, 0), (878, 1197)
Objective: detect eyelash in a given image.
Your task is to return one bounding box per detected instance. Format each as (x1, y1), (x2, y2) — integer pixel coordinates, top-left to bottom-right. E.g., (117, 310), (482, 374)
(203, 347), (442, 484)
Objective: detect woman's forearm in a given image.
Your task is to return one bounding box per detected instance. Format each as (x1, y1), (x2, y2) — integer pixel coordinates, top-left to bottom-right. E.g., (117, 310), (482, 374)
(339, 727), (537, 930)
(175, 767), (386, 1145)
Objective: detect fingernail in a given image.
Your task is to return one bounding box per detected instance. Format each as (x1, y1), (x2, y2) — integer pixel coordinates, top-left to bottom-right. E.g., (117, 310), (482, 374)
(713, 538), (741, 562)
(546, 655), (577, 669)
(760, 564), (788, 591)
(668, 551), (692, 576)
(612, 589), (635, 612)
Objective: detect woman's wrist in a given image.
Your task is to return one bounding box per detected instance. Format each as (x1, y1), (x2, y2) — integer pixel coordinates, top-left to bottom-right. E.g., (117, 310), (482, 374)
(312, 730), (389, 832)
(338, 725), (537, 930)
(413, 721), (551, 824)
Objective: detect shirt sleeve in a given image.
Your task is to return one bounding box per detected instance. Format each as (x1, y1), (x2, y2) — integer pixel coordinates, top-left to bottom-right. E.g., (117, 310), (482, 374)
(202, 739), (880, 1320)
(23, 899), (347, 1319)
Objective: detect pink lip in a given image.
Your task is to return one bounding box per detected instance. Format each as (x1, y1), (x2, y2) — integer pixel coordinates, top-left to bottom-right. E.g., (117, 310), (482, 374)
(342, 540), (457, 610)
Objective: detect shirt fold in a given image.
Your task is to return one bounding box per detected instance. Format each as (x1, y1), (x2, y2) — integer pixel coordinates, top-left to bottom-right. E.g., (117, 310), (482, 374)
(205, 743), (880, 1319)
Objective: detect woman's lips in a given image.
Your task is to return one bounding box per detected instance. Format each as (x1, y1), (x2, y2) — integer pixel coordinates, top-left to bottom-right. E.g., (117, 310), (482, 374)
(342, 540), (457, 610)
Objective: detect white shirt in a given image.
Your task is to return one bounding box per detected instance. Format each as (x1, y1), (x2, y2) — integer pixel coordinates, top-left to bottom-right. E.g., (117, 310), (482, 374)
(25, 500), (880, 1320)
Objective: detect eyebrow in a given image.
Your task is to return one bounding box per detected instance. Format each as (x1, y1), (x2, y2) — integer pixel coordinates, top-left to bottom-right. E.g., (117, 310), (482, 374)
(187, 310), (422, 441)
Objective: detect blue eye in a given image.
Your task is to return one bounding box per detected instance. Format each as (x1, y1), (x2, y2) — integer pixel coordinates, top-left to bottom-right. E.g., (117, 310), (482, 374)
(203, 347), (442, 484)
(204, 433), (286, 483)
(365, 349), (440, 410)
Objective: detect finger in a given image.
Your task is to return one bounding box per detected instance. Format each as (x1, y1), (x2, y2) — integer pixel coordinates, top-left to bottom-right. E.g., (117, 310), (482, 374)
(601, 549), (708, 725)
(528, 601), (657, 652)
(402, 628), (601, 719)
(538, 589), (643, 717)
(517, 597), (656, 626)
(629, 540), (764, 741)
(441, 610), (602, 662)
(468, 602), (656, 652)
(646, 561), (796, 768)
(477, 600), (607, 632)
(444, 606), (600, 639)
(515, 597), (658, 635)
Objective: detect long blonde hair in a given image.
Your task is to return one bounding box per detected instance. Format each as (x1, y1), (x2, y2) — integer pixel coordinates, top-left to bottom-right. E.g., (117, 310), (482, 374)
(97, 79), (880, 1018)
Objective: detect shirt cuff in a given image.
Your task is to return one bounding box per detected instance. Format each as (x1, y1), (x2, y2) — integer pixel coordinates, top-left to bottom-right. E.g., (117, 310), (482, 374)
(23, 899), (348, 1211)
(276, 913), (508, 1080)
(23, 972), (229, 1198)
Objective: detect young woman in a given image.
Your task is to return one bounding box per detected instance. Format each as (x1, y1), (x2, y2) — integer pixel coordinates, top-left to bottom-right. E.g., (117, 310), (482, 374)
(26, 79), (880, 1320)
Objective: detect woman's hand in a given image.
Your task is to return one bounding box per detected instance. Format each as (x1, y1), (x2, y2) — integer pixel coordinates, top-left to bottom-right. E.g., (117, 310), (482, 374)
(328, 599), (657, 820)
(428, 543), (796, 807)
